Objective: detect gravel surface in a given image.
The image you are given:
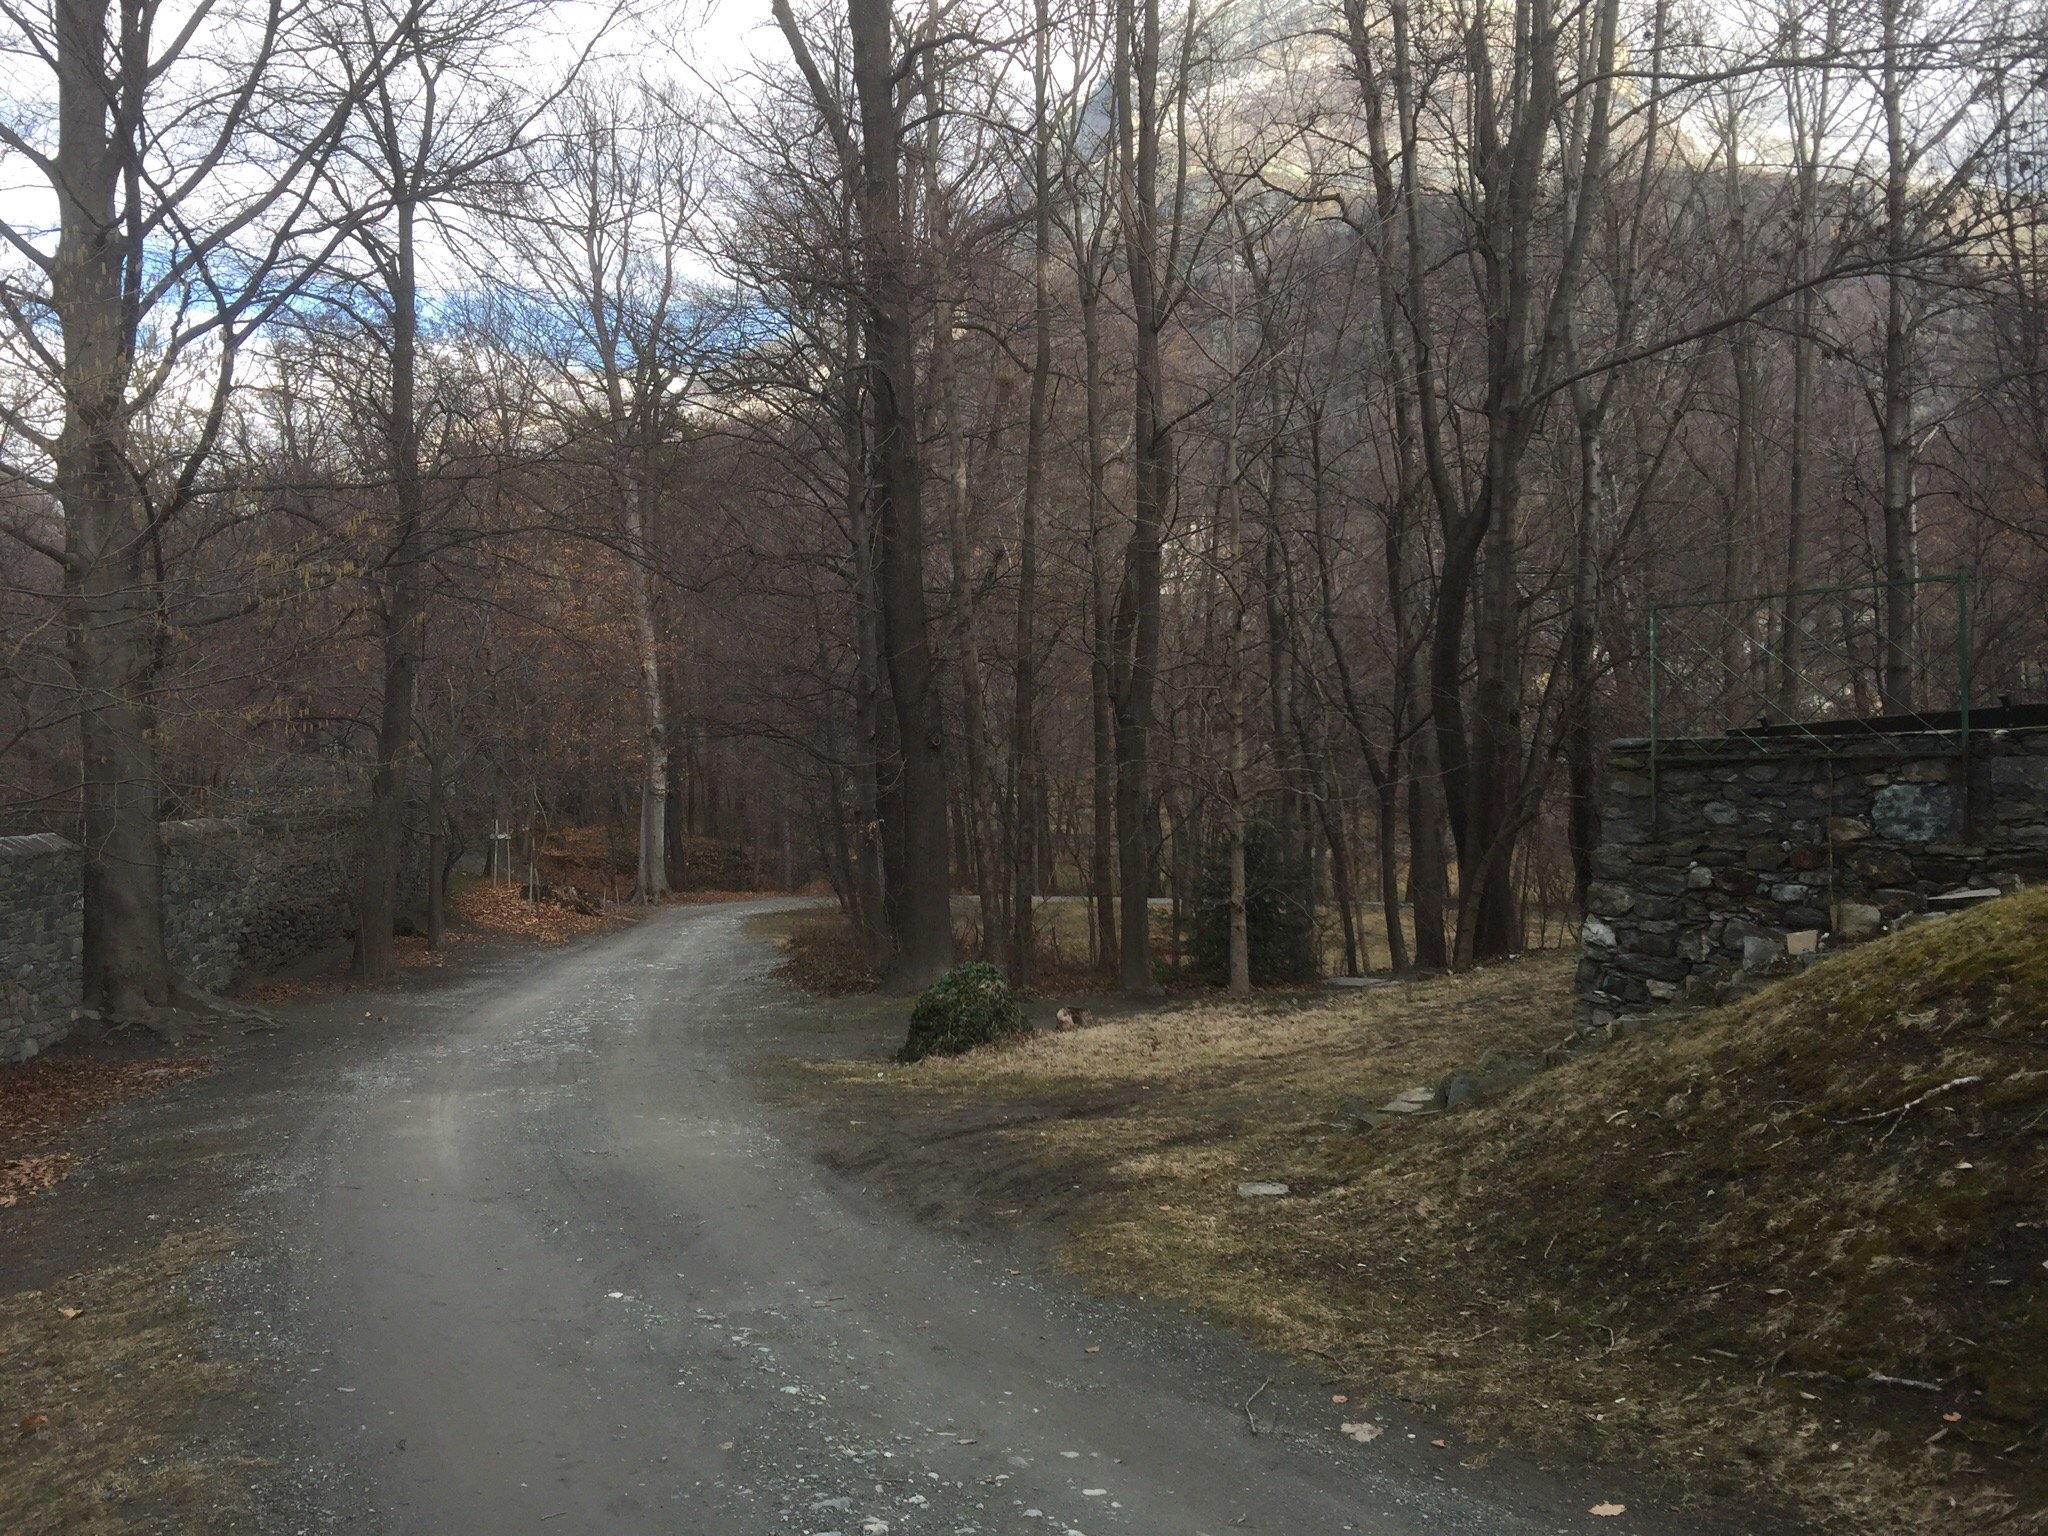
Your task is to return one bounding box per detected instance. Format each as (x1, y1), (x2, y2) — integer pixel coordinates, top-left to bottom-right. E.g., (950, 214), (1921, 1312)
(24, 900), (1718, 1535)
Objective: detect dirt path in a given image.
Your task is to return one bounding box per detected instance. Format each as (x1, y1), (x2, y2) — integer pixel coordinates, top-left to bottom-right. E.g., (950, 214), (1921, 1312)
(10, 901), (1725, 1534)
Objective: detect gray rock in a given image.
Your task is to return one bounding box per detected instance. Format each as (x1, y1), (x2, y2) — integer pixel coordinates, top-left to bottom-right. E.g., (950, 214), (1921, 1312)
(1440, 1070), (1485, 1109)
(1585, 881), (1635, 918)
(1741, 933), (1786, 971)
(1872, 782), (1956, 843)
(1927, 886), (2002, 910)
(1236, 1181), (1291, 1198)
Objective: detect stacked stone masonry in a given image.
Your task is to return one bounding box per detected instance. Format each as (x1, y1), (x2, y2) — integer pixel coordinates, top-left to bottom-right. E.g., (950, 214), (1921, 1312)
(1577, 724), (2048, 1025)
(1, 809), (425, 1061)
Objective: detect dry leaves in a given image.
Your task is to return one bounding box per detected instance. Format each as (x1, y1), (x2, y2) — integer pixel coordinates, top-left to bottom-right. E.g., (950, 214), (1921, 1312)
(0, 1058), (211, 1210)
(0, 1058), (210, 1154)
(455, 881), (620, 944)
(1590, 1503), (1626, 1517)
(0, 1153), (74, 1210)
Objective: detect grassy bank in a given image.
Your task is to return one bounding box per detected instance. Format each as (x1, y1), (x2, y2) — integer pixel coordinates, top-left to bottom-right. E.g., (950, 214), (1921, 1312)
(798, 895), (2048, 1534)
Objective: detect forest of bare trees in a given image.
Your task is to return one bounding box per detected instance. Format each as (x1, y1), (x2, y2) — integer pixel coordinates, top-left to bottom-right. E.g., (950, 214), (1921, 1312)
(7, 0), (2048, 1011)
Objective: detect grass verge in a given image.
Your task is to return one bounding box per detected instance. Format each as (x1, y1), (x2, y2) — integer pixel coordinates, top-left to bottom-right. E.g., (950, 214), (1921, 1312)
(0, 1227), (255, 1534)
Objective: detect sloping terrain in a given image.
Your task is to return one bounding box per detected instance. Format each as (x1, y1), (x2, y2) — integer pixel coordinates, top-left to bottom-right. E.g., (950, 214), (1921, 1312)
(806, 894), (2048, 1533)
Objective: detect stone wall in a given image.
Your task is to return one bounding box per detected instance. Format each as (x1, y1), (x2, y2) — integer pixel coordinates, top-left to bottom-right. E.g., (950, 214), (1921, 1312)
(0, 833), (84, 1063)
(0, 808), (424, 1061)
(1577, 724), (2048, 1024)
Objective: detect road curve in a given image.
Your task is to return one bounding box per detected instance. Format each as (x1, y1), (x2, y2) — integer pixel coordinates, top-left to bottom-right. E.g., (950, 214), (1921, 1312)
(270, 901), (1699, 1536)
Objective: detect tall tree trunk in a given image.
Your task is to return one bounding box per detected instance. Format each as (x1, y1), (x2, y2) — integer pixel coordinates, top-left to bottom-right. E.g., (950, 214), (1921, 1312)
(1778, 280), (1817, 712)
(1009, 0), (1053, 987)
(850, 0), (952, 988)
(56, 0), (175, 1022)
(1110, 0), (1169, 995)
(1222, 378), (1250, 999)
(356, 195), (425, 982)
(933, 304), (1000, 957)
(843, 318), (893, 970)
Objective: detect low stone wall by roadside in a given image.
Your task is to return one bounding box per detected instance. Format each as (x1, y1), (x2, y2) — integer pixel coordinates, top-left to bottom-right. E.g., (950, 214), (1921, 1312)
(1, 810), (422, 1061)
(1577, 724), (2048, 1024)
(0, 833), (84, 1063)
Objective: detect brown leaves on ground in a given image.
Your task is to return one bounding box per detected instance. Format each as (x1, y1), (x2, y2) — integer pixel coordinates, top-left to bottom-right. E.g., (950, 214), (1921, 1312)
(0, 1058), (212, 1208)
(0, 1226), (255, 1534)
(0, 1057), (212, 1152)
(758, 908), (884, 996)
(0, 1153), (75, 1210)
(240, 935), (452, 1004)
(454, 879), (623, 944)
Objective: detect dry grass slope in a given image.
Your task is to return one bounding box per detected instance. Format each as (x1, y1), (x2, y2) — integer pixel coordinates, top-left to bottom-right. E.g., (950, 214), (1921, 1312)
(828, 898), (2048, 1534)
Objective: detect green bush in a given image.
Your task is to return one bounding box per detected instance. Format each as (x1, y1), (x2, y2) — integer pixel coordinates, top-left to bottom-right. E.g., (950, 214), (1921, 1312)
(1188, 820), (1319, 986)
(898, 960), (1029, 1062)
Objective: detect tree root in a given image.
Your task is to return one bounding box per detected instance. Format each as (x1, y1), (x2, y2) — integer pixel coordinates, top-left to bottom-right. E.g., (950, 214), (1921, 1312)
(74, 980), (282, 1045)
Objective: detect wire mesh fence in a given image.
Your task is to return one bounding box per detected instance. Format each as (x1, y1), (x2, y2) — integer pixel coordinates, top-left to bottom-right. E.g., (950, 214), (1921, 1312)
(1648, 573), (1970, 759)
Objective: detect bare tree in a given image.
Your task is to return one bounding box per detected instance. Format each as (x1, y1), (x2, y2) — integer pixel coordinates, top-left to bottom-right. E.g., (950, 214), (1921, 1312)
(499, 77), (718, 903)
(0, 0), (399, 1026)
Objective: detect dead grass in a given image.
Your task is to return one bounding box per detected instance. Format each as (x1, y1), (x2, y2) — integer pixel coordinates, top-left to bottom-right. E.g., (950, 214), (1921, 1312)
(0, 1226), (256, 1534)
(900, 953), (1577, 1094)
(810, 896), (2048, 1535)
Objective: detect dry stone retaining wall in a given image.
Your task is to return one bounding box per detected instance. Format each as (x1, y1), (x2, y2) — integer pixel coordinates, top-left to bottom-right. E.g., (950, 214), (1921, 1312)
(0, 809), (423, 1061)
(1577, 725), (2048, 1024)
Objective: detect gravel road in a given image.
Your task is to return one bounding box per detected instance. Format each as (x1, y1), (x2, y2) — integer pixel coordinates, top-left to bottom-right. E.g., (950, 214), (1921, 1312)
(221, 900), (1707, 1536)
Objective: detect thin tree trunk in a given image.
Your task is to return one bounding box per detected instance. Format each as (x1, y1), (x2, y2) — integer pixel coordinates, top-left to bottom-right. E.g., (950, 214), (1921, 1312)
(843, 318), (893, 969)
(1110, 0), (1169, 995)
(1009, 0), (1053, 987)
(356, 195), (425, 982)
(1879, 0), (1917, 713)
(626, 472), (671, 902)
(1779, 280), (1817, 712)
(1082, 287), (1118, 970)
(1405, 732), (1450, 969)
(426, 746), (446, 949)
(1223, 377), (1250, 999)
